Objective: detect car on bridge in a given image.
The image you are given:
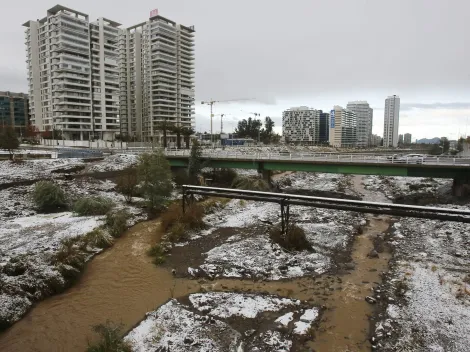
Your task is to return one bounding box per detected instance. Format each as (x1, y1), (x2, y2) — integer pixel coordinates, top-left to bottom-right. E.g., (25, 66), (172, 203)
(395, 154), (425, 164)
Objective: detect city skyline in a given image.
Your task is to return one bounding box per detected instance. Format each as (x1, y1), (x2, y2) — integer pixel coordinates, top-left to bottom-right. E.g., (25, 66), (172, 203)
(0, 0), (468, 140)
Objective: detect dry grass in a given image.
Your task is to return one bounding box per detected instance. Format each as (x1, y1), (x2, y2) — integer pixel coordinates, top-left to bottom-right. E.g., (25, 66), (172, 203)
(160, 202), (205, 233)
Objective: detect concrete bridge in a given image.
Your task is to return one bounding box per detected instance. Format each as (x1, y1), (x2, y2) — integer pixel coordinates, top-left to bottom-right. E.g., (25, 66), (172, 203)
(163, 150), (470, 196)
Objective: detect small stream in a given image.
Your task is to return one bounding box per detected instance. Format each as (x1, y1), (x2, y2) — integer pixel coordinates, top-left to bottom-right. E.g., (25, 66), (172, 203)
(0, 221), (200, 352)
(0, 175), (393, 351)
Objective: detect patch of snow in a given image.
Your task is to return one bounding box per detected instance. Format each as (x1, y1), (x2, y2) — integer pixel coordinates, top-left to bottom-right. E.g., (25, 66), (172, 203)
(293, 308), (319, 335)
(125, 299), (242, 352)
(87, 154), (138, 172)
(275, 312), (294, 327)
(189, 292), (299, 319)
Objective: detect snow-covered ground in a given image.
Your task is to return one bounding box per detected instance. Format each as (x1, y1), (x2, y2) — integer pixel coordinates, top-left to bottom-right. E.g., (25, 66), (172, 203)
(125, 292), (320, 352)
(0, 158), (84, 185)
(87, 154), (138, 173)
(372, 208), (470, 351)
(179, 173), (364, 280)
(363, 175), (452, 201)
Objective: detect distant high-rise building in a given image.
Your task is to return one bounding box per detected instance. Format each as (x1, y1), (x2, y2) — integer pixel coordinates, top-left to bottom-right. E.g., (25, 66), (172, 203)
(370, 134), (383, 147)
(398, 134), (404, 145)
(319, 111), (329, 143)
(0, 91), (30, 135)
(329, 106), (357, 148)
(282, 107), (321, 144)
(383, 95), (400, 147)
(119, 11), (195, 143)
(346, 101), (373, 148)
(24, 5), (121, 140)
(404, 133), (412, 145)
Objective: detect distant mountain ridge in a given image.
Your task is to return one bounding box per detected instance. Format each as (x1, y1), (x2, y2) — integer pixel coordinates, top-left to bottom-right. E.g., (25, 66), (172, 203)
(416, 137), (441, 144)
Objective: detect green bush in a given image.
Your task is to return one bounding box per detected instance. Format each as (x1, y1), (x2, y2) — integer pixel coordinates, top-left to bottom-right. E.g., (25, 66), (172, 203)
(87, 321), (131, 352)
(269, 224), (312, 251)
(147, 243), (167, 265)
(73, 196), (114, 216)
(105, 210), (130, 238)
(85, 229), (113, 249)
(33, 181), (67, 212)
(51, 237), (87, 270)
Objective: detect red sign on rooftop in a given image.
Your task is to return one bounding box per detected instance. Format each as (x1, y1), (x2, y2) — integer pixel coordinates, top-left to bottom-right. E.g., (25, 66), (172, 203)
(150, 9), (158, 18)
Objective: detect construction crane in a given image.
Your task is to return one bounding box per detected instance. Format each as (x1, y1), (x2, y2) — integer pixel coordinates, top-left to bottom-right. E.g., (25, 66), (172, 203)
(201, 98), (254, 145)
(212, 113), (234, 134)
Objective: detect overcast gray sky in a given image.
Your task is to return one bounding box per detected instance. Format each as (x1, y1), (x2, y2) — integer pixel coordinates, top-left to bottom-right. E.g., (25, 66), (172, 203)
(1, 0), (469, 140)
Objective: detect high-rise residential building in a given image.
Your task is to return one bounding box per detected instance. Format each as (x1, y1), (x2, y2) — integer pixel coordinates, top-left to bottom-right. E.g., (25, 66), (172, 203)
(370, 134), (383, 147)
(398, 134), (404, 145)
(329, 106), (357, 148)
(346, 101), (373, 148)
(282, 107), (322, 144)
(119, 10), (195, 143)
(0, 91), (30, 135)
(383, 95), (400, 147)
(404, 133), (412, 145)
(23, 5), (121, 140)
(319, 111), (329, 144)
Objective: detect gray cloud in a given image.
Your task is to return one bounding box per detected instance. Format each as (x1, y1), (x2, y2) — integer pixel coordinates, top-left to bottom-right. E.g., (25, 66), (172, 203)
(401, 102), (470, 111)
(1, 0), (469, 139)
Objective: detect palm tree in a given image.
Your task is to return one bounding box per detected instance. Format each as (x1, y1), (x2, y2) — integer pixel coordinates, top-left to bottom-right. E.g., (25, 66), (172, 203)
(169, 124), (183, 149)
(181, 126), (195, 149)
(155, 119), (170, 148)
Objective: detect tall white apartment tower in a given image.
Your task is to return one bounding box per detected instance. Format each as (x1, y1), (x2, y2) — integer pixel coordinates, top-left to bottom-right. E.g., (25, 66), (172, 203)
(119, 10), (195, 144)
(346, 101), (373, 148)
(329, 106), (357, 148)
(282, 107), (322, 144)
(383, 95), (400, 147)
(23, 5), (121, 141)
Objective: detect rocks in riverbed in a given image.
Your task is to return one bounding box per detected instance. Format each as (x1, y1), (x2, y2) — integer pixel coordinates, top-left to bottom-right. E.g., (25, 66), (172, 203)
(368, 249), (379, 258)
(365, 296), (377, 304)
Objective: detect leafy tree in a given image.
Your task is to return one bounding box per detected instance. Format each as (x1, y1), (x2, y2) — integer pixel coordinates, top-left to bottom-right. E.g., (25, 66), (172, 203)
(181, 127), (195, 149)
(188, 139), (203, 184)
(260, 116), (275, 144)
(429, 144), (441, 155)
(235, 117), (263, 140)
(0, 126), (19, 160)
(137, 150), (173, 213)
(457, 137), (465, 153)
(440, 137), (450, 154)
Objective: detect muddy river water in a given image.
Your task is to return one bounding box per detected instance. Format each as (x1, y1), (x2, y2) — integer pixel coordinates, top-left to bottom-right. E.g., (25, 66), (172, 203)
(0, 175), (392, 351)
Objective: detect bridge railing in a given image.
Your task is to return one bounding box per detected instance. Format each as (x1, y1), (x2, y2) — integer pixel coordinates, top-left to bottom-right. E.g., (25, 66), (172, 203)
(110, 149), (470, 166)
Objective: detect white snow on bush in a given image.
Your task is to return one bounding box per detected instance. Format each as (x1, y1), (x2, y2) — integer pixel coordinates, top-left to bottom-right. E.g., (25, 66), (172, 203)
(189, 292), (300, 319)
(125, 299), (242, 352)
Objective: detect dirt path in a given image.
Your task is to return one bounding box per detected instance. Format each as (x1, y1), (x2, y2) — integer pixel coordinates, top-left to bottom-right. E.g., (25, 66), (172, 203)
(0, 220), (200, 352)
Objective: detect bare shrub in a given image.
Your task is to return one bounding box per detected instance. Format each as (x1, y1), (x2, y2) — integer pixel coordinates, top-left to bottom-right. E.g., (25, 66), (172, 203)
(232, 175), (270, 191)
(115, 167), (138, 203)
(160, 202), (205, 233)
